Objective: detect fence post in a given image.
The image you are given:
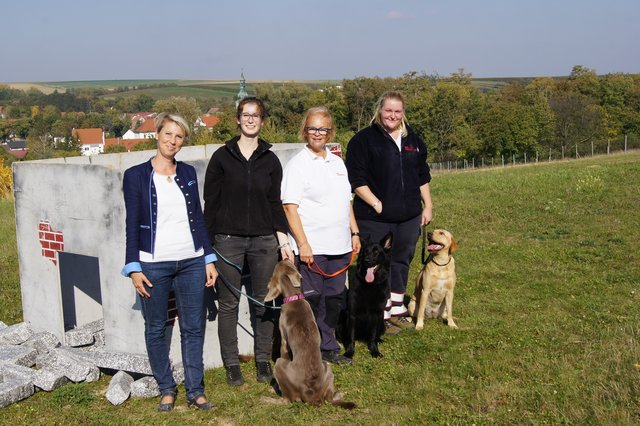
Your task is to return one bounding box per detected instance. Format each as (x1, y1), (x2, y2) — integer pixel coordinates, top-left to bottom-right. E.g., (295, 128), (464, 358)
(512, 154), (515, 166)
(502, 155), (504, 167)
(591, 140), (594, 156)
(607, 139), (610, 155)
(524, 152), (527, 164)
(625, 134), (628, 152)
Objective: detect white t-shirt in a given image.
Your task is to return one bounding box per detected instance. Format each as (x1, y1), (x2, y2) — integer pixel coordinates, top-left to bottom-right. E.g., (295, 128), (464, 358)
(140, 173), (204, 262)
(281, 146), (352, 255)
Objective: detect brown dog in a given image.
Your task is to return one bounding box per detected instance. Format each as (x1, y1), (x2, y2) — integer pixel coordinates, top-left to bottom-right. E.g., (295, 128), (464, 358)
(407, 229), (458, 330)
(264, 260), (354, 409)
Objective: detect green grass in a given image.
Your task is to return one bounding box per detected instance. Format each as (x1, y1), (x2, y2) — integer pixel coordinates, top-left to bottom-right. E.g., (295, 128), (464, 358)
(1, 152), (640, 423)
(0, 197), (20, 324)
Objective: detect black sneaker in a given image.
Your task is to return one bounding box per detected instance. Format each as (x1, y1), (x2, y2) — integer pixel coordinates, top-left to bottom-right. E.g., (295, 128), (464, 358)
(256, 361), (273, 383)
(225, 365), (244, 386)
(321, 350), (353, 365)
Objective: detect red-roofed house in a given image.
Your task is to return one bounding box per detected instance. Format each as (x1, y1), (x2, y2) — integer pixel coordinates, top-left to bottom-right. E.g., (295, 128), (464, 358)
(123, 113), (157, 140)
(2, 138), (28, 159)
(72, 128), (105, 156)
(194, 115), (220, 130)
(104, 138), (149, 152)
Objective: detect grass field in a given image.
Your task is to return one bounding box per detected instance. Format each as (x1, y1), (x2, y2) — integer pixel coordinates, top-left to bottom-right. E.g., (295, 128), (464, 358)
(1, 152), (639, 424)
(6, 77), (512, 98)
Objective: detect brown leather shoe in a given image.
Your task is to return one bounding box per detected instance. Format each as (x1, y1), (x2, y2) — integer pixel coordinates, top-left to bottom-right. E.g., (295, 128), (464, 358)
(388, 316), (415, 330)
(384, 320), (402, 336)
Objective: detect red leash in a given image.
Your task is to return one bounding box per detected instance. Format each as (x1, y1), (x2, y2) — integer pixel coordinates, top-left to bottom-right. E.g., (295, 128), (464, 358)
(306, 251), (356, 277)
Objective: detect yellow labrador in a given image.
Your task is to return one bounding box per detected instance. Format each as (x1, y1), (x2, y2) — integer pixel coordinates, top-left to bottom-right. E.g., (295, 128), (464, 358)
(264, 260), (354, 409)
(408, 229), (458, 330)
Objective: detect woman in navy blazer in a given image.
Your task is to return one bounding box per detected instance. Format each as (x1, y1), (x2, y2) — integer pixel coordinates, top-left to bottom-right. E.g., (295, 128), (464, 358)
(122, 113), (217, 411)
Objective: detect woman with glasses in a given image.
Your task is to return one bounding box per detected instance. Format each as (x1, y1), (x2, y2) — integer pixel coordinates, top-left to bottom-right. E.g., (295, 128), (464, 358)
(122, 113), (218, 411)
(281, 106), (361, 365)
(345, 91), (433, 335)
(203, 97), (293, 386)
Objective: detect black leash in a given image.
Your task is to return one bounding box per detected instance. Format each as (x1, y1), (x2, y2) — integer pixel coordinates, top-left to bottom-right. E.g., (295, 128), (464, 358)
(212, 247), (281, 311)
(421, 223), (431, 265)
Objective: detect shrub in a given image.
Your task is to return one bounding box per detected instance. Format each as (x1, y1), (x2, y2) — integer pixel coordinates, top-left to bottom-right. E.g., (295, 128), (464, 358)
(0, 163), (12, 199)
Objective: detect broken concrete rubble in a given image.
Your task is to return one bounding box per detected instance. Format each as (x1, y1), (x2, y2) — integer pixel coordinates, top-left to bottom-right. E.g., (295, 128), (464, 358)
(21, 331), (61, 356)
(65, 348), (152, 375)
(35, 348), (100, 383)
(0, 322), (33, 345)
(106, 370), (134, 406)
(0, 344), (37, 367)
(0, 319), (184, 407)
(130, 376), (159, 398)
(65, 319), (105, 347)
(0, 364), (35, 408)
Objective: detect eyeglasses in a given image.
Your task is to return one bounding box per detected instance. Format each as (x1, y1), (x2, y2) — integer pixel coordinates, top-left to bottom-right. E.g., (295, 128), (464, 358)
(240, 113), (262, 121)
(304, 127), (332, 135)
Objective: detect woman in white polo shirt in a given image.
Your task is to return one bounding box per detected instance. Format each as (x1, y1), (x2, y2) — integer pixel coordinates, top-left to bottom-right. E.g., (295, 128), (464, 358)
(281, 106), (361, 365)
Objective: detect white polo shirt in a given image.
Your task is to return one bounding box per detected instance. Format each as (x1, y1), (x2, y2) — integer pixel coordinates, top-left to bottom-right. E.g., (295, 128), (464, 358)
(281, 146), (352, 255)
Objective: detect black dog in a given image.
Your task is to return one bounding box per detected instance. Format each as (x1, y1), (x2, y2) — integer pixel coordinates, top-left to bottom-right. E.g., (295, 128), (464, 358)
(340, 232), (393, 358)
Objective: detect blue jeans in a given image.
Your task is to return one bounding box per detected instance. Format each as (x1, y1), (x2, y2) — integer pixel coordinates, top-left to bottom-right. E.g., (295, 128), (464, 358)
(140, 256), (207, 400)
(213, 234), (278, 365)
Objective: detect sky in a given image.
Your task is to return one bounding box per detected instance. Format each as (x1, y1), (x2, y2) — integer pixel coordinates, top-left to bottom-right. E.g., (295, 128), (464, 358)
(1, 0), (639, 83)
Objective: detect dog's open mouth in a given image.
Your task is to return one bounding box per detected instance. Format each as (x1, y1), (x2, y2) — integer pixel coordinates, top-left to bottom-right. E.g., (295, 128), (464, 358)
(427, 242), (444, 253)
(365, 265), (379, 283)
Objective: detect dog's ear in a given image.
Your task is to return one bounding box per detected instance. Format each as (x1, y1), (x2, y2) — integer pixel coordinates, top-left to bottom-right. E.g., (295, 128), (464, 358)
(449, 238), (458, 254)
(381, 232), (393, 250)
(290, 270), (302, 288)
(264, 283), (280, 302)
(264, 263), (283, 302)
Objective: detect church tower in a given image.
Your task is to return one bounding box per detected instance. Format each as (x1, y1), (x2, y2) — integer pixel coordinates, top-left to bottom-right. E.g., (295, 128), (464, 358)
(235, 71), (249, 108)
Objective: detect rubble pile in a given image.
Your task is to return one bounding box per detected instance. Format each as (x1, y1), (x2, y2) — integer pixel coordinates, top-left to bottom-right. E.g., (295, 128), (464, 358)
(0, 320), (177, 408)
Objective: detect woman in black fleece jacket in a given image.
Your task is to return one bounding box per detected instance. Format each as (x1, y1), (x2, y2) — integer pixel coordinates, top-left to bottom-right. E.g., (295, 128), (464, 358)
(203, 97), (293, 386)
(345, 91), (433, 334)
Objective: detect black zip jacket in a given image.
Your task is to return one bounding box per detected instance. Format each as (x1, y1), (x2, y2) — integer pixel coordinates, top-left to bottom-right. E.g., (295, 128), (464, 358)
(203, 137), (288, 239)
(345, 123), (431, 223)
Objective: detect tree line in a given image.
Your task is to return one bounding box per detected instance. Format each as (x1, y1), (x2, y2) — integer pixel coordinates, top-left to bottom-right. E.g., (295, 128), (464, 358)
(1, 65), (639, 165)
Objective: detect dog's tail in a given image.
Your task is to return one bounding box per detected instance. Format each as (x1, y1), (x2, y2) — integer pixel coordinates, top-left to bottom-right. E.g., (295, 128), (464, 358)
(330, 392), (356, 409)
(330, 399), (356, 410)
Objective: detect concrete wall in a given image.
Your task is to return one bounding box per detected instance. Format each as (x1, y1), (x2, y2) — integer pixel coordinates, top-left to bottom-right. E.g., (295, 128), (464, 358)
(12, 143), (303, 368)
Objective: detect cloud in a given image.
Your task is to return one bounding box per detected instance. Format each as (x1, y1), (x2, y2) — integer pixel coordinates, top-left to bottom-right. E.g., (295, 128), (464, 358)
(386, 10), (407, 20)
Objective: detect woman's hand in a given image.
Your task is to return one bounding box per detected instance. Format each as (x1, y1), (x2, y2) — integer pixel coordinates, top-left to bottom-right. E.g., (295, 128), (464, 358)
(352, 235), (362, 254)
(374, 200), (383, 215)
(130, 272), (152, 298)
(280, 245), (294, 261)
(205, 263), (218, 287)
(299, 242), (314, 265)
(421, 206), (432, 226)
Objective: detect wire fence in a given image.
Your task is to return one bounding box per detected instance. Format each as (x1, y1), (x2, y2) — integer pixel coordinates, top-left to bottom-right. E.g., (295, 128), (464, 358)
(430, 135), (640, 172)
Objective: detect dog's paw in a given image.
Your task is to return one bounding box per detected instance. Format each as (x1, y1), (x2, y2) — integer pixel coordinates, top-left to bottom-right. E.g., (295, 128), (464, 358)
(415, 323), (424, 330)
(448, 322), (458, 329)
(371, 351), (384, 358)
(344, 350), (354, 358)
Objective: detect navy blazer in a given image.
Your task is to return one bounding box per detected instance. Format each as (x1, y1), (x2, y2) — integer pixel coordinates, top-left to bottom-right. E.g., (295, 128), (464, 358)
(121, 158), (216, 276)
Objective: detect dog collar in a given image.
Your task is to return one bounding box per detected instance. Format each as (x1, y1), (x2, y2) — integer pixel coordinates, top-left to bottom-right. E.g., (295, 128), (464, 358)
(430, 256), (452, 267)
(283, 293), (305, 304)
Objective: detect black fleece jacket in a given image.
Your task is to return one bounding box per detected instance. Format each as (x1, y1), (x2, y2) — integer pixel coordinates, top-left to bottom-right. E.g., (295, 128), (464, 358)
(203, 137), (288, 239)
(345, 123), (431, 223)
